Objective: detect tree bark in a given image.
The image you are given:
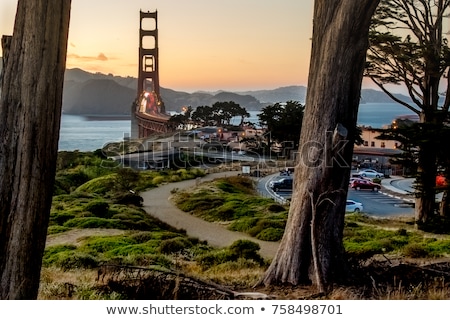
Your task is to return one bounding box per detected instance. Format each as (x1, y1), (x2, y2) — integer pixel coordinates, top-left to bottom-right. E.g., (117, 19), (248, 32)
(439, 190), (449, 217)
(262, 0), (380, 289)
(0, 0), (71, 299)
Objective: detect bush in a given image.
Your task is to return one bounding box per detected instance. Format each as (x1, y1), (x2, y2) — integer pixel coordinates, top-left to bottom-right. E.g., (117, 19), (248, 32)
(51, 212), (76, 226)
(152, 176), (165, 185)
(114, 192), (143, 207)
(85, 200), (110, 218)
(47, 225), (70, 235)
(43, 245), (98, 270)
(228, 217), (259, 232)
(57, 252), (99, 270)
(372, 178), (382, 184)
(114, 167), (141, 191)
(159, 237), (193, 254)
(229, 240), (263, 263)
(196, 250), (236, 269)
(256, 227), (284, 241)
(403, 243), (430, 258)
(76, 175), (116, 194)
(129, 231), (154, 243)
(63, 217), (124, 229)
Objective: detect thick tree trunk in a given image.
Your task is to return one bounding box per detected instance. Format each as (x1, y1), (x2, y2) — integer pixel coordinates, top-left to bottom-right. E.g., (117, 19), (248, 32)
(415, 140), (438, 224)
(439, 190), (449, 217)
(0, 0), (71, 299)
(262, 0), (380, 289)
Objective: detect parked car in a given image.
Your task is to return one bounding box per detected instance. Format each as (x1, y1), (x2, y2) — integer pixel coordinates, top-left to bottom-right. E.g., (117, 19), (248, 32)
(357, 169), (385, 179)
(270, 177), (293, 192)
(346, 200), (363, 212)
(351, 179), (381, 191)
(349, 176), (371, 186)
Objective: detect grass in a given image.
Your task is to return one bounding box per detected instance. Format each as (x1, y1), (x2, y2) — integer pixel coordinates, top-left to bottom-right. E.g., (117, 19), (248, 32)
(173, 176), (288, 240)
(39, 151), (450, 299)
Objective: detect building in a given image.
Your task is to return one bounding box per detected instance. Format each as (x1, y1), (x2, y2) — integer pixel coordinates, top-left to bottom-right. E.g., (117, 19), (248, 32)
(353, 126), (402, 174)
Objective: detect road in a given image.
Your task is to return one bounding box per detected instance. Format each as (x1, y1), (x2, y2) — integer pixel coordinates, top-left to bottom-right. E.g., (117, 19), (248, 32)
(347, 189), (413, 217)
(259, 174), (414, 217)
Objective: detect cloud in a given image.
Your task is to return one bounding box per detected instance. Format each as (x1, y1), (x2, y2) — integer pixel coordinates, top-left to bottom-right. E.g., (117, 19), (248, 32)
(67, 52), (109, 62)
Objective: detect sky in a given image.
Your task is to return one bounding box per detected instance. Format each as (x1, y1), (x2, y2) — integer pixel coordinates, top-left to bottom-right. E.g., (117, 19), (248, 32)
(1, 0), (317, 92)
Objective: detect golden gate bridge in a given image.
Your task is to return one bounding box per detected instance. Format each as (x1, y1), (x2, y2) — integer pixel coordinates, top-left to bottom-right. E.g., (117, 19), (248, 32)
(131, 10), (172, 139)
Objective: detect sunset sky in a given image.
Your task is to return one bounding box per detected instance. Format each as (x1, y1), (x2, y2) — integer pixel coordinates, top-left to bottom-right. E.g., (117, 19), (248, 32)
(1, 0), (315, 92)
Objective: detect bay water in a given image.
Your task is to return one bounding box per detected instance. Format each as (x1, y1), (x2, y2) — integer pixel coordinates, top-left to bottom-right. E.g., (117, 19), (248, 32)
(59, 102), (417, 151)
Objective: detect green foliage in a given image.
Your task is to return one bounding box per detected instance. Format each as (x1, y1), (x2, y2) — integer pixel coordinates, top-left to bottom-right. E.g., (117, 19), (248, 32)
(78, 236), (138, 254)
(43, 245), (99, 270)
(190, 101), (250, 127)
(113, 192), (143, 206)
(248, 218), (286, 240)
(196, 249), (236, 269)
(152, 176), (165, 186)
(63, 217), (124, 229)
(47, 226), (70, 235)
(256, 227), (284, 241)
(228, 217), (259, 232)
(50, 212), (76, 226)
(229, 240), (261, 260)
(114, 167), (141, 192)
(75, 174), (116, 194)
(159, 237), (193, 254)
(402, 243), (429, 258)
(196, 240), (263, 269)
(85, 200), (110, 218)
(372, 178), (382, 184)
(258, 101), (304, 151)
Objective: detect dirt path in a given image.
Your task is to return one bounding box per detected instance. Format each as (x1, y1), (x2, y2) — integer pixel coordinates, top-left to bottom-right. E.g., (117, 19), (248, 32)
(46, 172), (280, 259)
(140, 172), (280, 259)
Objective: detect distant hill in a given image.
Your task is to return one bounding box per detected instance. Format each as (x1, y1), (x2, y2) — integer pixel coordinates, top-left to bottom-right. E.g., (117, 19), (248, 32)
(359, 88), (411, 103)
(0, 66), (412, 115)
(238, 86), (307, 104)
(63, 79), (135, 115)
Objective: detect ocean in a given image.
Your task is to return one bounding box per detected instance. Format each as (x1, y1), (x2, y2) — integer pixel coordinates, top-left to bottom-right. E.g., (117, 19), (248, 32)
(58, 102), (417, 151)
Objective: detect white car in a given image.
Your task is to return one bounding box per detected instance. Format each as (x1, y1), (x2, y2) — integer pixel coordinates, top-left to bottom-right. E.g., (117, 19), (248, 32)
(357, 169), (384, 179)
(346, 200), (363, 213)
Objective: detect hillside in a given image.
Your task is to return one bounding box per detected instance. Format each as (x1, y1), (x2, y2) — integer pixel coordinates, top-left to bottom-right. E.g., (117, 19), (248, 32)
(1, 66), (412, 115)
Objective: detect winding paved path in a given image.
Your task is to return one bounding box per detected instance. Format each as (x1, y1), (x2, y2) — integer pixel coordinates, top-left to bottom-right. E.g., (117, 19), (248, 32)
(140, 172), (280, 259)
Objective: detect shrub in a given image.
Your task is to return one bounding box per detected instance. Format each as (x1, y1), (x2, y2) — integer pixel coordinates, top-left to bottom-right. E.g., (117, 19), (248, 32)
(248, 219), (286, 238)
(57, 252), (99, 270)
(114, 167), (141, 191)
(43, 245), (98, 270)
(106, 243), (160, 257)
(403, 243), (430, 258)
(256, 227), (284, 242)
(152, 176), (165, 185)
(229, 240), (263, 263)
(51, 212), (76, 226)
(47, 226), (70, 235)
(76, 175), (116, 194)
(196, 250), (236, 269)
(85, 200), (110, 218)
(228, 217), (259, 232)
(372, 178), (382, 184)
(63, 217), (124, 229)
(159, 237), (193, 254)
(113, 192), (143, 207)
(129, 231), (154, 243)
